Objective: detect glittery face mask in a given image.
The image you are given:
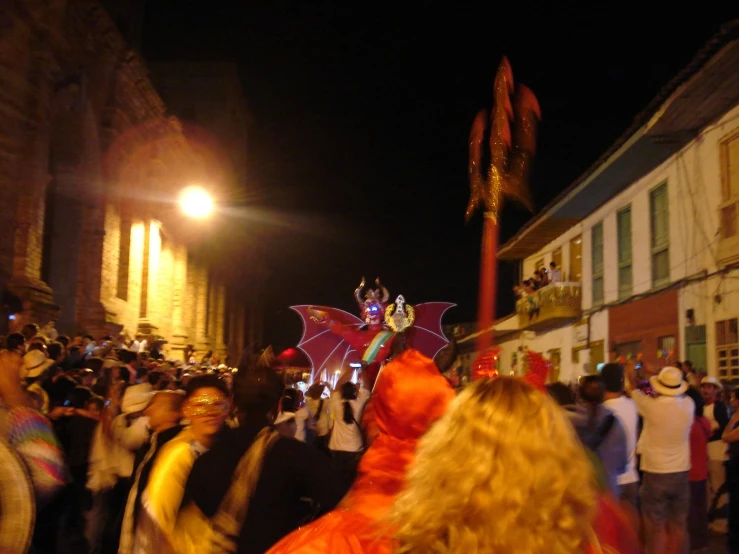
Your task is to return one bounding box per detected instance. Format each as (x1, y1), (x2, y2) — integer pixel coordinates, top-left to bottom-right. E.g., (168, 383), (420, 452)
(183, 393), (230, 419)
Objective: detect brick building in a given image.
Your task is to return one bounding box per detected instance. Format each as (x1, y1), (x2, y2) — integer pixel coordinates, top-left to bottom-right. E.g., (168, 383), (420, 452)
(0, 1), (253, 363)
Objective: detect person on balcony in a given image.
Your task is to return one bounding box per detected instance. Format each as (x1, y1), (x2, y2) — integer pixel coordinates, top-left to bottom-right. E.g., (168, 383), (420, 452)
(550, 261), (562, 283)
(538, 268), (550, 286)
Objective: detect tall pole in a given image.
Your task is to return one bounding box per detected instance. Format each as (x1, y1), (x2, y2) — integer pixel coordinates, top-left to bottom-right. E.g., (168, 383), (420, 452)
(476, 214), (499, 354)
(465, 57), (540, 378)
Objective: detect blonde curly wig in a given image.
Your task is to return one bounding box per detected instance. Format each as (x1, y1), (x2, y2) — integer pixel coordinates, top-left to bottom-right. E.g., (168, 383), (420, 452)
(390, 376), (597, 554)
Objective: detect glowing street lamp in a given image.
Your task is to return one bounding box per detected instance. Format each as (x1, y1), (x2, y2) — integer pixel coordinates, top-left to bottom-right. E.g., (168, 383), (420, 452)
(179, 186), (214, 219)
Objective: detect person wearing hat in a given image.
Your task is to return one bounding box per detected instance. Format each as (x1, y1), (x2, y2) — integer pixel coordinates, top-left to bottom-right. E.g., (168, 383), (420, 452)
(21, 348), (55, 381)
(701, 375), (730, 534)
(98, 383), (153, 552)
(626, 364), (694, 553)
(119, 390), (184, 554)
(21, 349), (55, 414)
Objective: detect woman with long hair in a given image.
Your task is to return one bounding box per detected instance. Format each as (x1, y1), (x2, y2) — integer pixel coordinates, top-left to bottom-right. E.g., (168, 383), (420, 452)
(329, 381), (369, 493)
(390, 377), (618, 554)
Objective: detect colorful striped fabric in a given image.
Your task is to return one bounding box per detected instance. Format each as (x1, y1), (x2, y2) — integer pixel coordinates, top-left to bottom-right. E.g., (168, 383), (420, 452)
(6, 407), (66, 506)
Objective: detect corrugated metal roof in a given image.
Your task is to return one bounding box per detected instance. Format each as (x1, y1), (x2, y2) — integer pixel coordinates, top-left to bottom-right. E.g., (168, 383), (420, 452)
(647, 40), (739, 136)
(499, 19), (739, 260)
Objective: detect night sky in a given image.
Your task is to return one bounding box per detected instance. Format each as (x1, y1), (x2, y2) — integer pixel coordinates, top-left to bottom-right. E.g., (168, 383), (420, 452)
(142, 4), (737, 352)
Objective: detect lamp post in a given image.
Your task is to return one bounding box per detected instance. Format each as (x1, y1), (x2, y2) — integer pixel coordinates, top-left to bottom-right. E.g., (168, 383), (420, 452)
(178, 185), (215, 219)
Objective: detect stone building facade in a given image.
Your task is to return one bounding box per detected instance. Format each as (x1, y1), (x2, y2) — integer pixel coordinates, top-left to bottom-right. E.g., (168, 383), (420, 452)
(0, 1), (251, 362)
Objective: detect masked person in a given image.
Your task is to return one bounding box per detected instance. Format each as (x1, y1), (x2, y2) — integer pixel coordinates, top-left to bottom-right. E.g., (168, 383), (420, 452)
(185, 356), (342, 554)
(133, 375), (230, 553)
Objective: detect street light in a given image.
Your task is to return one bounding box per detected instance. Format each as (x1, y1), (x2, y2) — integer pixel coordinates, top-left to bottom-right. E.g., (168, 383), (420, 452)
(179, 186), (214, 219)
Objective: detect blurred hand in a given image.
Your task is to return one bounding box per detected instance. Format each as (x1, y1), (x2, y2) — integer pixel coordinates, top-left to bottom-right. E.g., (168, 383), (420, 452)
(48, 406), (74, 420)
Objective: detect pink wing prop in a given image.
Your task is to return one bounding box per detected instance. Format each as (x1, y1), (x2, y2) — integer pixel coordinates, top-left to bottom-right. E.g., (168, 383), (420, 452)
(290, 305), (363, 383)
(406, 302), (456, 360)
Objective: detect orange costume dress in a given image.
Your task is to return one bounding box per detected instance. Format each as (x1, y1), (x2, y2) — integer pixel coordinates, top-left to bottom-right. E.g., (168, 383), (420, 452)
(267, 349), (455, 554)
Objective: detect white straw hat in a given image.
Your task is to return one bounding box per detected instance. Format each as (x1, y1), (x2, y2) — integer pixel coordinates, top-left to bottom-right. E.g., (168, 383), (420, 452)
(650, 366), (687, 396)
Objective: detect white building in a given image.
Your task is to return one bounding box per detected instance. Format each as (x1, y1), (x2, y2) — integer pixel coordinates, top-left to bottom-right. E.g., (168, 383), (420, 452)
(471, 22), (739, 384)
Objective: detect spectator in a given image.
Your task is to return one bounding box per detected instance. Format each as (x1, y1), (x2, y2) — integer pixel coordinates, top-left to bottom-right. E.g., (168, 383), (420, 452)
(627, 364), (694, 554)
(549, 261), (562, 283)
(186, 356), (341, 553)
(686, 387), (711, 551)
(702, 376), (730, 534)
(601, 363), (640, 509)
(572, 375), (628, 498)
(721, 389), (739, 552)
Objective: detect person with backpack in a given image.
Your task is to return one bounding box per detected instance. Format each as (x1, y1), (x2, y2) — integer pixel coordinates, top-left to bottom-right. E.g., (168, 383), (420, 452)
(305, 383), (329, 450)
(571, 375), (628, 498)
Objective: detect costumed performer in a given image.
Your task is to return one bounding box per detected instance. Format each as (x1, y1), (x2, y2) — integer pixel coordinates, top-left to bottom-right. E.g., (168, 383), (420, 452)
(307, 277), (395, 387)
(297, 277), (454, 390)
(266, 346), (456, 554)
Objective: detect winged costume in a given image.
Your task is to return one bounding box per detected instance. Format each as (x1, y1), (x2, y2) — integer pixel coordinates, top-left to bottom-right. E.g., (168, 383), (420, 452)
(291, 278), (454, 387)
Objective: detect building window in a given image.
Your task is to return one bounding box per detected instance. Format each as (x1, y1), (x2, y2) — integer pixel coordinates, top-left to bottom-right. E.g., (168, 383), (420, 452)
(720, 132), (739, 238)
(613, 340), (642, 361)
(650, 182), (670, 287)
(617, 206), (632, 299)
(590, 341), (605, 368)
(591, 222), (604, 306)
(569, 235), (582, 282)
(117, 215), (132, 301)
(717, 319), (739, 383)
(658, 335), (675, 357)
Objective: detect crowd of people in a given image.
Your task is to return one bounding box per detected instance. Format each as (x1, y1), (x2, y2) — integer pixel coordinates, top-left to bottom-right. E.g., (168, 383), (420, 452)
(513, 261), (564, 320)
(545, 359), (739, 553)
(2, 318), (737, 553)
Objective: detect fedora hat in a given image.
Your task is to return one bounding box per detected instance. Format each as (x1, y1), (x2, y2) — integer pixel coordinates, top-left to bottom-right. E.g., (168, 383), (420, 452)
(21, 350), (54, 379)
(701, 376), (724, 391)
(650, 366), (687, 396)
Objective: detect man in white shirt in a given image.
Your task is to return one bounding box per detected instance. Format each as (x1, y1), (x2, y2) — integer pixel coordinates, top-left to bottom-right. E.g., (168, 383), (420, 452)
(627, 364), (694, 554)
(130, 333), (143, 353)
(601, 363), (640, 508)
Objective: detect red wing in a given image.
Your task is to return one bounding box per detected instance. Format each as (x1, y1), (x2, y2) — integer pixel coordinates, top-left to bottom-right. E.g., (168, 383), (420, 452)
(290, 306), (363, 382)
(406, 302), (456, 360)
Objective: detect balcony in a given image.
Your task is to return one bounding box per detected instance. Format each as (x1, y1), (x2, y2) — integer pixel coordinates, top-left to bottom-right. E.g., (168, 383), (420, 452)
(516, 282), (582, 331)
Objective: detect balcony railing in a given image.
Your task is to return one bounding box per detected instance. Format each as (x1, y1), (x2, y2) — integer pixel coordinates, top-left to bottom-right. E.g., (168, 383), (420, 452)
(516, 282), (582, 330)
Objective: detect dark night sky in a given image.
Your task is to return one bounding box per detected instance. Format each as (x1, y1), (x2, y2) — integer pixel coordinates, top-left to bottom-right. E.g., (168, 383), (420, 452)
(141, 3), (737, 352)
